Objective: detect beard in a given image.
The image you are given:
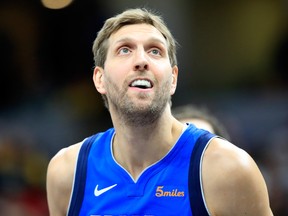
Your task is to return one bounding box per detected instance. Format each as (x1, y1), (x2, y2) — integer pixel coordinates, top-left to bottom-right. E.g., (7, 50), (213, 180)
(105, 74), (172, 127)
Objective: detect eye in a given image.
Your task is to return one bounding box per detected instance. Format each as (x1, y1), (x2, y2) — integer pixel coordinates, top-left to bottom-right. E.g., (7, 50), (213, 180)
(118, 47), (130, 55)
(149, 48), (161, 56)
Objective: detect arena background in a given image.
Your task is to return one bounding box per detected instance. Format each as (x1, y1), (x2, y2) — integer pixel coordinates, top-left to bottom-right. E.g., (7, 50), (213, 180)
(0, 0), (287, 215)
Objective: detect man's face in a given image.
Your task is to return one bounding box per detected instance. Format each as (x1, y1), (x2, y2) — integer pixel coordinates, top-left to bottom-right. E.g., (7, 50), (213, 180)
(94, 23), (178, 125)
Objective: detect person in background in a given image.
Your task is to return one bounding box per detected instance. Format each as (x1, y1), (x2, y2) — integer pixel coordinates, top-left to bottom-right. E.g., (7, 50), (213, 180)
(172, 104), (231, 140)
(46, 8), (273, 216)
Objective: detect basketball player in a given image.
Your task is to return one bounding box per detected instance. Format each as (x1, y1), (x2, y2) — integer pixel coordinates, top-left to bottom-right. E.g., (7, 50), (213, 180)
(46, 8), (273, 216)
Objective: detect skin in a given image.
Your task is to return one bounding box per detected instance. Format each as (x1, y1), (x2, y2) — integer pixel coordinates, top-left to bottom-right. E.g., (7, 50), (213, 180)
(46, 23), (273, 216)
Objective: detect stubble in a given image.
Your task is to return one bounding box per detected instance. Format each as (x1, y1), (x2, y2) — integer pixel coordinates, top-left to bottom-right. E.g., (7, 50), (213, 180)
(105, 74), (172, 127)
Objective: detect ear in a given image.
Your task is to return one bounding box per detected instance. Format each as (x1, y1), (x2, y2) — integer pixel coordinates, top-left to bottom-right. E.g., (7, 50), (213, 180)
(93, 66), (106, 94)
(170, 65), (178, 95)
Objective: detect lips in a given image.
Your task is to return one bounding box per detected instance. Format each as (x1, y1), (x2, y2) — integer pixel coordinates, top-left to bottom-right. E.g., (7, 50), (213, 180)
(129, 79), (153, 89)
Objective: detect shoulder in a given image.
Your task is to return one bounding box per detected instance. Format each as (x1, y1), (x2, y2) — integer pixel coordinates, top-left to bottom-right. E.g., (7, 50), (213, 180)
(46, 142), (83, 215)
(47, 142), (82, 182)
(202, 138), (273, 216)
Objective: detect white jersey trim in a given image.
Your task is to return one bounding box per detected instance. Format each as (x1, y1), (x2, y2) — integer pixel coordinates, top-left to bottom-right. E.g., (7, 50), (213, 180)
(66, 139), (86, 216)
(199, 136), (219, 216)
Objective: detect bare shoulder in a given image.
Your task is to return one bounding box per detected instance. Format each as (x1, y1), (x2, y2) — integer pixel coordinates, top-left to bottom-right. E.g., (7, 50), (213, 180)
(47, 142), (82, 185)
(46, 142), (82, 215)
(202, 138), (273, 216)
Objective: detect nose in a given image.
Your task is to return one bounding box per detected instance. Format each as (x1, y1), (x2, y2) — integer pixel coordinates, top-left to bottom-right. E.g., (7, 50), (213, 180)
(133, 49), (149, 71)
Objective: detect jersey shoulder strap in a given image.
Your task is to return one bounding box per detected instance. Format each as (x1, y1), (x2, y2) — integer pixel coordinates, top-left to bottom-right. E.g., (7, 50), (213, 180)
(189, 131), (216, 216)
(67, 134), (97, 216)
(67, 130), (216, 216)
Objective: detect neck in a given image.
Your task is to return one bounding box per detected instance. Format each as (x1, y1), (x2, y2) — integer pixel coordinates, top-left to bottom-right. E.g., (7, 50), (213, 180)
(111, 108), (183, 180)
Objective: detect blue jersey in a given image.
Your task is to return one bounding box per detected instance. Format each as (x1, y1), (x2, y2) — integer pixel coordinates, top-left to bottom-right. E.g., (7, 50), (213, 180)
(67, 124), (217, 216)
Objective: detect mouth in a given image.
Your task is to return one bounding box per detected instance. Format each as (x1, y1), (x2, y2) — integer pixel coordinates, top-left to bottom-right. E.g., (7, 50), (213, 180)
(129, 79), (153, 89)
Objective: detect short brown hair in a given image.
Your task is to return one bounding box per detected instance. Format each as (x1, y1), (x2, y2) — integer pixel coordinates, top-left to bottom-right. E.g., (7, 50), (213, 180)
(92, 8), (178, 68)
(172, 104), (231, 140)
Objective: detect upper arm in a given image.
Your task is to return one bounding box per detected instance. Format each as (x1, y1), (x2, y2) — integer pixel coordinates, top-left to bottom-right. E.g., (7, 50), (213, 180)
(202, 138), (273, 216)
(46, 144), (81, 216)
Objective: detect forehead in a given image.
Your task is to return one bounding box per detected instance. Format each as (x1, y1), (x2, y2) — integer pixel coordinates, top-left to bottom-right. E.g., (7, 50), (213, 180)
(109, 23), (167, 45)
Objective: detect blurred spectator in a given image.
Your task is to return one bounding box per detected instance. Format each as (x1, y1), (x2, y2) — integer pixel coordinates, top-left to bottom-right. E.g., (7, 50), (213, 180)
(255, 122), (288, 216)
(172, 104), (231, 140)
(0, 130), (49, 215)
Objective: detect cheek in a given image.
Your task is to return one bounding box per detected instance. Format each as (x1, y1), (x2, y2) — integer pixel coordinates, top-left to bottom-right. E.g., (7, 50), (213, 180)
(157, 74), (174, 93)
(159, 65), (174, 82)
(103, 72), (122, 93)
(104, 61), (127, 81)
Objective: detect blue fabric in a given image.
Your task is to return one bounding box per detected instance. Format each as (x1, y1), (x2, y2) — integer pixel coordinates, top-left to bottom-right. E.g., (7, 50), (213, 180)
(67, 135), (96, 216)
(189, 131), (216, 216)
(68, 124), (216, 216)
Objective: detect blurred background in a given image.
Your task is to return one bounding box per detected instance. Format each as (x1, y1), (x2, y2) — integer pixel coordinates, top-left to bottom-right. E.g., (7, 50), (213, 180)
(0, 0), (287, 215)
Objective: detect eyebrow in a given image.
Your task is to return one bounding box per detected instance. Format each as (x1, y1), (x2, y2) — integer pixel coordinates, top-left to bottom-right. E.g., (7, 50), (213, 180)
(114, 37), (167, 47)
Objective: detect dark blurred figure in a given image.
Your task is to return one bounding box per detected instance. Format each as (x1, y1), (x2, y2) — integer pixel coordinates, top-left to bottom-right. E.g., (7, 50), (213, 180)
(0, 131), (49, 216)
(255, 121), (288, 216)
(274, 27), (288, 85)
(172, 104), (231, 140)
(0, 32), (25, 109)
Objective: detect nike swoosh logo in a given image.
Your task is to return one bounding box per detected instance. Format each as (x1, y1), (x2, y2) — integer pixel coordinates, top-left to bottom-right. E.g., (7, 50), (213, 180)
(94, 184), (117, 197)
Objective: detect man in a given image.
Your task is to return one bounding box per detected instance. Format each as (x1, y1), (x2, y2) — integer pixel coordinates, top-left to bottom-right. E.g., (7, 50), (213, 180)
(172, 104), (231, 140)
(46, 8), (273, 216)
